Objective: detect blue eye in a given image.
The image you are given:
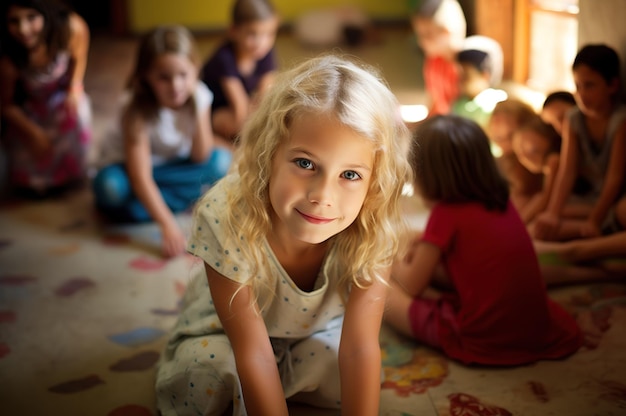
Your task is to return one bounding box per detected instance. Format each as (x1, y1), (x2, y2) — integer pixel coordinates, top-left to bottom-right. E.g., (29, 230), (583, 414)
(342, 170), (361, 181)
(295, 158), (314, 170)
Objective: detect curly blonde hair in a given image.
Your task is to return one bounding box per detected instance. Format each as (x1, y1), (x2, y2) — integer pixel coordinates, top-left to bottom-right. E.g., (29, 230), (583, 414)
(199, 54), (412, 306)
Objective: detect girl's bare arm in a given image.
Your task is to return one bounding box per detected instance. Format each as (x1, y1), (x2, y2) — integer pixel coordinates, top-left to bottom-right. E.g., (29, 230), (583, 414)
(221, 77), (251, 128)
(206, 264), (289, 416)
(189, 95), (215, 162)
(391, 237), (441, 298)
(545, 117), (579, 215)
(588, 120), (626, 228)
(67, 12), (90, 91)
(123, 116), (186, 257)
(339, 271), (389, 416)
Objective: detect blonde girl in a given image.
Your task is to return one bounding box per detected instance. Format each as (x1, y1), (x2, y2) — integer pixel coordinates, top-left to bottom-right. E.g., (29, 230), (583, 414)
(156, 54), (411, 415)
(93, 26), (232, 258)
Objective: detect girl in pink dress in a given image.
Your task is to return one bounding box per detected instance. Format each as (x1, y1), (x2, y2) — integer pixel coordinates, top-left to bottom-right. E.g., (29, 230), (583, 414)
(0, 0), (91, 197)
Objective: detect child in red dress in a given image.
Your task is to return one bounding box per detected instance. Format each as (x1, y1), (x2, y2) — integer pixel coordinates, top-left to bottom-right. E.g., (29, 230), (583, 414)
(384, 115), (598, 366)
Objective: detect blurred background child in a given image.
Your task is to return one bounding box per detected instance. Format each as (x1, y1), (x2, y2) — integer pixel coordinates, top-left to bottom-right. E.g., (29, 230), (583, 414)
(0, 0), (91, 198)
(409, 0), (466, 116)
(512, 116), (561, 224)
(541, 90), (577, 137)
(92, 25), (232, 258)
(487, 98), (544, 211)
(451, 35), (506, 128)
(200, 0), (279, 143)
(384, 115), (586, 366)
(533, 44), (626, 242)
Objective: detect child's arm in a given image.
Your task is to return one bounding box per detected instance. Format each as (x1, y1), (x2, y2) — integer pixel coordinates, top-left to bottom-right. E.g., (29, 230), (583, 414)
(206, 264), (289, 416)
(583, 120), (626, 236)
(534, 118), (579, 240)
(66, 12), (90, 109)
(392, 236), (442, 297)
(189, 91), (216, 163)
(123, 116), (186, 258)
(250, 71), (276, 108)
(339, 271), (390, 415)
(220, 77), (251, 130)
(0, 58), (51, 154)
(520, 153), (560, 224)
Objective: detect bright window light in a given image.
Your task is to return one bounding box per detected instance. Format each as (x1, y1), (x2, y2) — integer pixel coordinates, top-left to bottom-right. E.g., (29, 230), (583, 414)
(400, 104), (428, 123)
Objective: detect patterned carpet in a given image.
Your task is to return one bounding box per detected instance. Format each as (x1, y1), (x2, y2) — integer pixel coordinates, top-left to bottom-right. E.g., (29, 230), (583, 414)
(1, 189), (625, 416)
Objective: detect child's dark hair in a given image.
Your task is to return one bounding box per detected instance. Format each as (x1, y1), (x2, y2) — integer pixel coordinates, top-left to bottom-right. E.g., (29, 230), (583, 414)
(232, 0), (276, 26)
(410, 115), (509, 211)
(542, 91), (576, 109)
(457, 49), (491, 76)
(518, 115), (562, 154)
(0, 0), (71, 68)
(573, 44), (620, 84)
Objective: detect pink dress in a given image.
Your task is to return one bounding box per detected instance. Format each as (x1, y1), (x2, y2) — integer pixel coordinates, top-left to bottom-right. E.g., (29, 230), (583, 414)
(418, 201), (583, 365)
(7, 52), (92, 191)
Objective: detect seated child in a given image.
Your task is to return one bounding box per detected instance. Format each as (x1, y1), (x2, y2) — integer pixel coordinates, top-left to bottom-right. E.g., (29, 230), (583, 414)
(410, 0), (466, 116)
(488, 99), (544, 211)
(511, 115), (561, 224)
(541, 90), (577, 137)
(384, 114), (596, 366)
(0, 0), (91, 197)
(534, 44), (626, 241)
(200, 0), (279, 142)
(452, 35), (506, 127)
(93, 26), (232, 258)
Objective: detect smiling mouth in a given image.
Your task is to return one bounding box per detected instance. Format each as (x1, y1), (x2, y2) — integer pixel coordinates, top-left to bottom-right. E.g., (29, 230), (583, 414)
(297, 210), (334, 224)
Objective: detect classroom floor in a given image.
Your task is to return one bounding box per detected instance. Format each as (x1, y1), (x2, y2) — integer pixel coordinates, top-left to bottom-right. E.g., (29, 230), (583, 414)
(1, 26), (626, 416)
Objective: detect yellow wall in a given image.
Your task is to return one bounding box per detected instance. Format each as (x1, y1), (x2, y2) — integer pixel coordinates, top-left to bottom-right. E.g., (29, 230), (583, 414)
(128, 0), (410, 33)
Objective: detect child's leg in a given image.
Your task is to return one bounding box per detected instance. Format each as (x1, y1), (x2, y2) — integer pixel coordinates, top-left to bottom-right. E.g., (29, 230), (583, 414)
(155, 334), (244, 416)
(283, 318), (343, 409)
(384, 280), (417, 338)
(152, 150), (232, 206)
(384, 282), (443, 348)
(92, 163), (132, 210)
(212, 107), (239, 140)
(536, 232), (626, 263)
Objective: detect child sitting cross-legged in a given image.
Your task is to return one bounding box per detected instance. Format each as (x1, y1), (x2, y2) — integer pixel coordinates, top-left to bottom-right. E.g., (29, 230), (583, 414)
(384, 114), (607, 366)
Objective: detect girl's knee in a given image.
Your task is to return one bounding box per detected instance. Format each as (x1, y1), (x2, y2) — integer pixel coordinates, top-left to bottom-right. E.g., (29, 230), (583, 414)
(92, 164), (131, 208)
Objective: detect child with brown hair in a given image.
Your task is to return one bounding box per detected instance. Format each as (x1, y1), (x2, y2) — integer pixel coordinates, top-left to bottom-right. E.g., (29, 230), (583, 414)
(488, 98), (544, 211)
(93, 26), (232, 258)
(512, 115), (562, 224)
(534, 44), (626, 242)
(0, 0), (91, 197)
(201, 0), (279, 142)
(541, 90), (577, 137)
(384, 114), (599, 366)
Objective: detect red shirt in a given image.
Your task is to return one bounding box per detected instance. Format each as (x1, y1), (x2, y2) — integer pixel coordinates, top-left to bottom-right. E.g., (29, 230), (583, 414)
(424, 56), (459, 116)
(422, 201), (583, 365)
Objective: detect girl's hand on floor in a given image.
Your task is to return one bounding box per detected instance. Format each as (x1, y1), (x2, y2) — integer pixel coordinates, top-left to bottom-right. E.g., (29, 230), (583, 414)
(161, 223), (187, 258)
(533, 212), (561, 241)
(579, 220), (601, 239)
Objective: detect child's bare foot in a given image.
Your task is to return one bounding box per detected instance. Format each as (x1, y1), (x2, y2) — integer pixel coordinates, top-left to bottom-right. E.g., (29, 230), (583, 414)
(577, 307), (612, 349)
